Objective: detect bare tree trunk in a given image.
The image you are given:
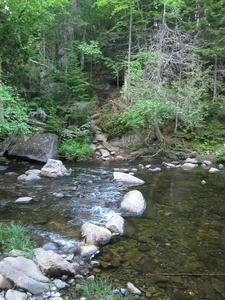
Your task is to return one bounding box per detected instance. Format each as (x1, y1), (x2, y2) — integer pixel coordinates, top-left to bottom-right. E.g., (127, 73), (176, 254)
(124, 4), (133, 104)
(212, 55), (218, 102)
(155, 121), (165, 143)
(0, 60), (3, 120)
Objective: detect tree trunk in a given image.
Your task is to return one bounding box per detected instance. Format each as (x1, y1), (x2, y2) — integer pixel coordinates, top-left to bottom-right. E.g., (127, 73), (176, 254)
(155, 121), (165, 143)
(212, 55), (218, 102)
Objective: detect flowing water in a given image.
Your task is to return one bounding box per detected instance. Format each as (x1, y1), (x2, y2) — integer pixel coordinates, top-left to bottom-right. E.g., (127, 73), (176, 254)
(0, 158), (225, 299)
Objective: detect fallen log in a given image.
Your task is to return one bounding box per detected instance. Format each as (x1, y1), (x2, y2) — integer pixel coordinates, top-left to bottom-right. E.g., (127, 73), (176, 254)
(27, 119), (89, 137)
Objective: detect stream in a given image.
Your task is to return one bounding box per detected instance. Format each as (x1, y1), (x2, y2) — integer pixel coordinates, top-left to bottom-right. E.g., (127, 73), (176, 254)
(0, 158), (225, 299)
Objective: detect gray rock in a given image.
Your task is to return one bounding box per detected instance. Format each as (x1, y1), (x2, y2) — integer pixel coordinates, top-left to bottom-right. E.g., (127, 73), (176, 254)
(127, 282), (142, 295)
(3, 132), (58, 163)
(41, 159), (67, 178)
(121, 190), (146, 216)
(113, 172), (144, 185)
(15, 197), (33, 203)
(5, 289), (28, 300)
(25, 169), (42, 176)
(79, 245), (100, 259)
(185, 158), (198, 164)
(81, 222), (112, 245)
(181, 162), (197, 170)
(53, 279), (69, 290)
(209, 167), (219, 173)
(34, 248), (75, 277)
(25, 173), (41, 181)
(0, 274), (13, 289)
(17, 174), (27, 181)
(106, 215), (124, 235)
(0, 256), (49, 294)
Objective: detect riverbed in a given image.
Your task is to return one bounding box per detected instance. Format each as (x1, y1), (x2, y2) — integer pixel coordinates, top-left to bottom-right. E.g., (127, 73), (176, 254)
(0, 158), (225, 299)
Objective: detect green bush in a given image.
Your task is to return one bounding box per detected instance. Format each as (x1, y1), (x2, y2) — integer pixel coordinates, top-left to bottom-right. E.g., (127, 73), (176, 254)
(59, 137), (93, 161)
(99, 103), (132, 139)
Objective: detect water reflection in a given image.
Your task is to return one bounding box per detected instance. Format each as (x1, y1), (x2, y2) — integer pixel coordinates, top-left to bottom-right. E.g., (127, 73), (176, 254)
(0, 159), (225, 299)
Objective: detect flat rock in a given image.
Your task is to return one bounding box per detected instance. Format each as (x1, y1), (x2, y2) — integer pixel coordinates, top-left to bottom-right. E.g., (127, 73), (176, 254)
(181, 162), (197, 170)
(3, 132), (58, 163)
(15, 197), (33, 203)
(5, 289), (28, 300)
(113, 172), (144, 185)
(0, 256), (49, 295)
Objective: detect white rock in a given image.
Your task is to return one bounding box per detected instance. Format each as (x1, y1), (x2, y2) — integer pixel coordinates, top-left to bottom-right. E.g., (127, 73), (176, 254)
(41, 159), (67, 178)
(181, 163), (197, 170)
(106, 215), (125, 235)
(79, 245), (100, 259)
(185, 158), (198, 164)
(15, 197), (32, 203)
(209, 167), (219, 173)
(127, 282), (142, 295)
(120, 190), (146, 216)
(81, 222), (112, 245)
(5, 289), (28, 300)
(113, 172), (144, 185)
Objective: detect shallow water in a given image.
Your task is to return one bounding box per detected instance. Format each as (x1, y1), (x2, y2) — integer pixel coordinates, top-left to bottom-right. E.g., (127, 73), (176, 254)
(0, 158), (225, 299)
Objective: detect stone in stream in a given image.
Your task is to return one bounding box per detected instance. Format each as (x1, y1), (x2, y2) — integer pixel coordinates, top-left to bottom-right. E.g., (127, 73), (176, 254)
(120, 190), (146, 216)
(34, 248), (75, 277)
(41, 159), (67, 178)
(106, 215), (125, 235)
(113, 172), (145, 185)
(81, 222), (112, 245)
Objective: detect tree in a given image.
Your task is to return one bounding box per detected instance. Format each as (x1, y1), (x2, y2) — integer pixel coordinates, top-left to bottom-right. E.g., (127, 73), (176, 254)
(0, 84), (31, 136)
(121, 22), (209, 142)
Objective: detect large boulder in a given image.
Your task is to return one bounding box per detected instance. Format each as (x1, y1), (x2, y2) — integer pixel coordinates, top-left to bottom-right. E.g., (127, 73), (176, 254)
(0, 256), (49, 295)
(0, 132), (58, 162)
(113, 172), (145, 185)
(34, 248), (75, 277)
(120, 190), (146, 216)
(81, 222), (112, 245)
(41, 159), (67, 177)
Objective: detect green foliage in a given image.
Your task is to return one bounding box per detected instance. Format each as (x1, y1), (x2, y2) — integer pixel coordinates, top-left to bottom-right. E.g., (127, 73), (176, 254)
(59, 124), (93, 160)
(59, 138), (93, 161)
(0, 222), (34, 257)
(79, 278), (132, 299)
(175, 119), (225, 152)
(214, 150), (225, 162)
(0, 84), (32, 136)
(99, 102), (131, 139)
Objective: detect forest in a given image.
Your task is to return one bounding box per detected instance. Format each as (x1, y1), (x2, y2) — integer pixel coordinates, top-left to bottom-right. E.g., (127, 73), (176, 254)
(1, 0), (225, 161)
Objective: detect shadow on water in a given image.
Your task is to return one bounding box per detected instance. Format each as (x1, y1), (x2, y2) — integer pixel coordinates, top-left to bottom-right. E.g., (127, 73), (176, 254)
(1, 158), (225, 299)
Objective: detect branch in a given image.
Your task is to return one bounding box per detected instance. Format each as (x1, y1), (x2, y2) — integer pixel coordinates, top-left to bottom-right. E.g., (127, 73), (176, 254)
(29, 59), (48, 68)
